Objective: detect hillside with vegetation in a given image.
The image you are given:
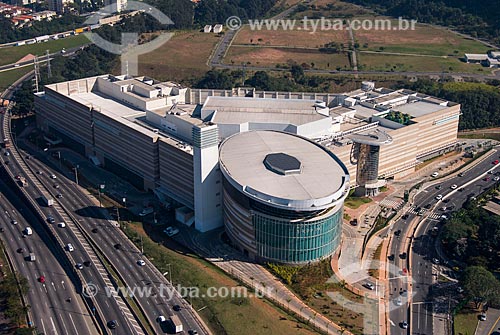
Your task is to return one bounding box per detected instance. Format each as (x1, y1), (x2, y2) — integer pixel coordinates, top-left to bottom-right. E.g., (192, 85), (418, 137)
(342, 0), (500, 45)
(404, 80), (500, 130)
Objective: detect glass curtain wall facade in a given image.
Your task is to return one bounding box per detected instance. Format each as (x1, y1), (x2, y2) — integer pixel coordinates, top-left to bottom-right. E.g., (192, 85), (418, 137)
(223, 179), (343, 264)
(253, 208), (342, 264)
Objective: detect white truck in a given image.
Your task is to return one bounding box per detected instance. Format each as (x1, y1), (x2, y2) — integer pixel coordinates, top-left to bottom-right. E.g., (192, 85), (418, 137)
(19, 177), (28, 187)
(35, 35), (50, 43)
(170, 315), (183, 333)
(42, 195), (54, 207)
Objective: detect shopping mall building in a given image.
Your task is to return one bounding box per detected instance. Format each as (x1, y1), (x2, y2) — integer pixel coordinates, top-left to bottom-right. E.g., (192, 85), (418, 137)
(34, 75), (460, 263)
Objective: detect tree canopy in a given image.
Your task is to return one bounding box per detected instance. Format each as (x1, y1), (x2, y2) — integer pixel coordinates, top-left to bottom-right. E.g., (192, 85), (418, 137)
(462, 266), (500, 309)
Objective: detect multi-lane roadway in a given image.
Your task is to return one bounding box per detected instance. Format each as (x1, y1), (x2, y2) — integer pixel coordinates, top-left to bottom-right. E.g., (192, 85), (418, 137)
(24, 148), (207, 335)
(0, 177), (96, 335)
(387, 148), (500, 335)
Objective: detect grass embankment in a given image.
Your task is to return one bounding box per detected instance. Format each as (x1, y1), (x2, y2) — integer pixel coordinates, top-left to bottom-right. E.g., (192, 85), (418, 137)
(345, 196), (372, 209)
(0, 67), (32, 92)
(0, 34), (89, 66)
(454, 308), (479, 335)
(459, 132), (500, 141)
(368, 243), (384, 279)
(268, 259), (368, 335)
(0, 241), (29, 331)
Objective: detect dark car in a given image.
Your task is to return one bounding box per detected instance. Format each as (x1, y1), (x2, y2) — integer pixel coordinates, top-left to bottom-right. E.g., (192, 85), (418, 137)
(114, 243), (121, 250)
(394, 230), (402, 237)
(400, 252), (407, 259)
(388, 254), (395, 261)
(91, 228), (98, 233)
(173, 305), (181, 311)
(424, 204), (432, 209)
(107, 320), (117, 329)
(402, 214), (409, 220)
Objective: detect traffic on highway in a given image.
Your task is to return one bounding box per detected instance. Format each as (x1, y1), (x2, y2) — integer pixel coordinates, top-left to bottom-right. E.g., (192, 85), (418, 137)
(387, 148), (500, 335)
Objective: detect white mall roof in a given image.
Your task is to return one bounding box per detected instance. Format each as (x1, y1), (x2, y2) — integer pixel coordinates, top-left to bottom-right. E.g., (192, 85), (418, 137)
(219, 131), (349, 210)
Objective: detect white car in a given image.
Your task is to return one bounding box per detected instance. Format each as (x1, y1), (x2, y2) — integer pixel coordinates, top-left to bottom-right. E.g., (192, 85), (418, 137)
(450, 184), (457, 189)
(431, 172), (439, 177)
(137, 259), (146, 266)
(494, 176), (500, 181)
(50, 174), (57, 179)
(479, 313), (486, 321)
(163, 226), (179, 237)
(435, 194), (443, 200)
(66, 243), (74, 252)
(395, 297), (403, 306)
(58, 222), (66, 228)
(157, 315), (166, 322)
(401, 321), (408, 329)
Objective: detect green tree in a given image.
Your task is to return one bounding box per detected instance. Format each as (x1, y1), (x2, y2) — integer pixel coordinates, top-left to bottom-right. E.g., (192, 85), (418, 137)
(462, 266), (500, 309)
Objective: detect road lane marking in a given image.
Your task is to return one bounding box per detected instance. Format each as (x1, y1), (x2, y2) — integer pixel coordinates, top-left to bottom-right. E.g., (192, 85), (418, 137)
(68, 313), (78, 334)
(59, 313), (69, 335)
(40, 318), (47, 335)
(50, 317), (59, 335)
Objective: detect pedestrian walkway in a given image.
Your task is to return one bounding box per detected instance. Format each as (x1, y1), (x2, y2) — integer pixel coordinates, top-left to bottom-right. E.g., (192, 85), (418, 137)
(379, 198), (404, 210)
(406, 206), (442, 220)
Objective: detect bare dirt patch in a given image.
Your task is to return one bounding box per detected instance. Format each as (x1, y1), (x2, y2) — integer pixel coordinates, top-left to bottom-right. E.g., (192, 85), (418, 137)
(235, 26), (349, 48)
(138, 31), (220, 82)
(226, 46), (350, 70)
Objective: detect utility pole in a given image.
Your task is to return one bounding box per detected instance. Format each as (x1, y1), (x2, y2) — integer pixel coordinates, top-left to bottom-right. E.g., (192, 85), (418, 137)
(116, 206), (120, 225)
(46, 50), (52, 78)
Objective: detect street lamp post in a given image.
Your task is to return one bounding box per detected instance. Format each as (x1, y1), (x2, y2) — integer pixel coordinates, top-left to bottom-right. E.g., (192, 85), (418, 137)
(163, 263), (172, 284)
(73, 165), (79, 185)
(98, 184), (105, 207)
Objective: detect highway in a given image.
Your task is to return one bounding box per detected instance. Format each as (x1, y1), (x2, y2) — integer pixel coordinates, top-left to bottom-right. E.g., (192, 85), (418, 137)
(387, 148), (500, 335)
(1, 76), (146, 334)
(2, 135), (149, 335)
(1, 61), (207, 334)
(0, 177), (96, 335)
(22, 149), (208, 335)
